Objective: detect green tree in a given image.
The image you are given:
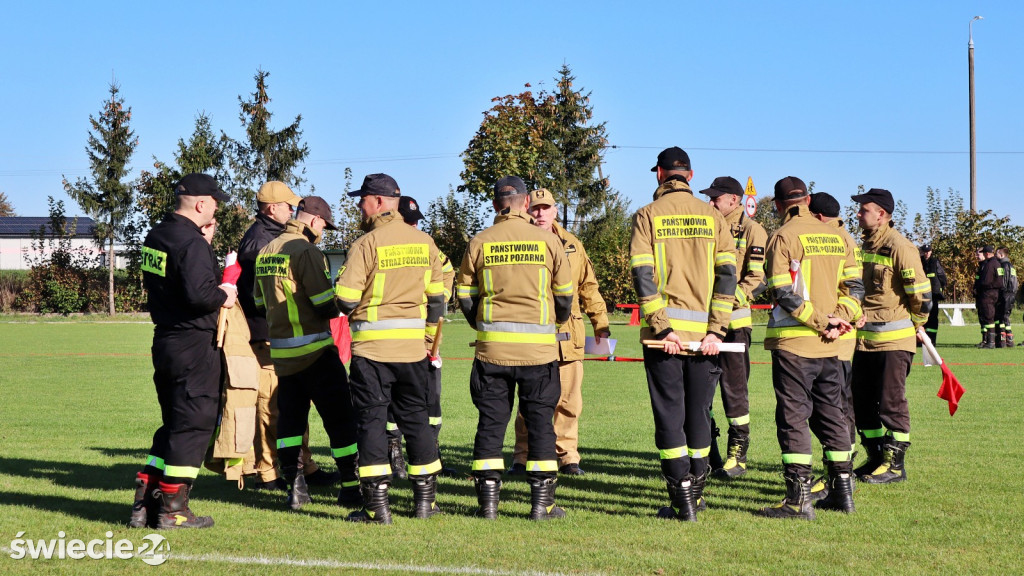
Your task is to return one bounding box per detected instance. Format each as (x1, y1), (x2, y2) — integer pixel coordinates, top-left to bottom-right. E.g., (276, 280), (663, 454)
(62, 82), (139, 315)
(576, 190), (634, 308)
(323, 167), (365, 250)
(423, 186), (486, 275)
(0, 191), (15, 216)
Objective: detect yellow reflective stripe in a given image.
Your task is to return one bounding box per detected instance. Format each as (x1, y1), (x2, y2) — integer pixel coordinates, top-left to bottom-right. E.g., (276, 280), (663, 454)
(425, 324), (438, 336)
(332, 443), (358, 458)
(863, 253), (893, 267)
(145, 455), (165, 470)
(737, 238), (748, 250)
(862, 428), (885, 439)
(781, 453), (812, 465)
(368, 274), (385, 322)
(729, 414), (750, 426)
(641, 299), (665, 315)
(270, 338), (333, 359)
(824, 450), (852, 462)
(351, 328), (426, 342)
(796, 301), (814, 324)
(426, 281), (445, 295)
(282, 280), (302, 338)
(839, 330), (857, 340)
(164, 465), (201, 479)
(527, 460), (558, 472)
(838, 296), (860, 312)
(659, 446), (686, 460)
(277, 436), (303, 449)
(421, 270), (430, 319)
(482, 269), (495, 322)
(458, 285), (479, 297)
(428, 416), (442, 426)
(715, 252), (737, 267)
(253, 294), (264, 307)
(668, 318), (708, 333)
(747, 261), (764, 273)
(735, 286), (749, 307)
(911, 313), (928, 324)
(553, 281), (573, 295)
(226, 457), (244, 467)
(857, 327), (916, 342)
(476, 330), (557, 344)
(841, 266), (861, 280)
(335, 284), (362, 301)
(767, 273), (791, 288)
(310, 287), (335, 306)
(408, 459), (442, 476)
(905, 281), (931, 294)
(359, 464), (392, 478)
(631, 253), (655, 268)
(472, 458), (505, 471)
(728, 316), (753, 330)
(688, 446), (710, 458)
(386, 421), (399, 431)
(655, 243), (668, 296)
(766, 325), (819, 339)
(890, 431), (910, 442)
(538, 268), (549, 325)
(706, 244), (715, 310)
(711, 299), (732, 313)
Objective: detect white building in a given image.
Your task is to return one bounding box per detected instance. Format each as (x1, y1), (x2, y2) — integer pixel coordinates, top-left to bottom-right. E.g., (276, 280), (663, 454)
(0, 216), (126, 270)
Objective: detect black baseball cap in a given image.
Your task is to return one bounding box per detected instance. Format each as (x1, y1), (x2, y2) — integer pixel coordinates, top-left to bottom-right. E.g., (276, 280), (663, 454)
(920, 244), (932, 252)
(651, 147), (691, 172)
(175, 173), (230, 202)
(773, 176), (808, 201)
(699, 176), (744, 198)
(982, 245), (995, 254)
(398, 195), (425, 224)
(809, 192), (841, 218)
(851, 188), (895, 215)
(493, 176), (527, 198)
(348, 173), (401, 198)
(297, 196), (337, 230)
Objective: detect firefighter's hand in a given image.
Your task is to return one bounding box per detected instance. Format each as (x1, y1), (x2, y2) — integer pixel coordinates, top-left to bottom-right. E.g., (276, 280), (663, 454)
(699, 333), (722, 356)
(220, 284), (237, 309)
(823, 316), (851, 340)
(855, 316), (866, 329)
(595, 330), (610, 344)
(661, 332), (683, 355)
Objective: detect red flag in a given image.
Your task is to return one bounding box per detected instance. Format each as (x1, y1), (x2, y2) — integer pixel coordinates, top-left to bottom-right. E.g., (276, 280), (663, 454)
(221, 251), (242, 286)
(936, 361), (965, 416)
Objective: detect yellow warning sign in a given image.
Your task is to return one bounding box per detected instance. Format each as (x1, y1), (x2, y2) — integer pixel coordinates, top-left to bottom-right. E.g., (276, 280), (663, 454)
(745, 177), (757, 196)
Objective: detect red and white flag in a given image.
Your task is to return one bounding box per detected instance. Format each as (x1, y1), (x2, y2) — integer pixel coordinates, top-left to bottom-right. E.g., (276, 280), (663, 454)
(919, 329), (965, 416)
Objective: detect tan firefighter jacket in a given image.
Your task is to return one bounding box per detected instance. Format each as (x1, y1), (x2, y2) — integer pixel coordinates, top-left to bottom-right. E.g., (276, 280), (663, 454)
(831, 219), (862, 361)
(254, 219), (341, 376)
(723, 207), (768, 331)
(549, 221), (609, 362)
(335, 211), (445, 363)
(764, 204), (864, 358)
(856, 222), (931, 353)
(629, 178), (737, 351)
(458, 209), (573, 366)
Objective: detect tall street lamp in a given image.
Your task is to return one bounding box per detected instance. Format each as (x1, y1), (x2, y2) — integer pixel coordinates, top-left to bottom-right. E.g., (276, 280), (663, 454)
(969, 15), (983, 213)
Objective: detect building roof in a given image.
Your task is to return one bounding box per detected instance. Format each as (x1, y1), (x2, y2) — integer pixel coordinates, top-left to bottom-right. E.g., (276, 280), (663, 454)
(0, 216), (97, 238)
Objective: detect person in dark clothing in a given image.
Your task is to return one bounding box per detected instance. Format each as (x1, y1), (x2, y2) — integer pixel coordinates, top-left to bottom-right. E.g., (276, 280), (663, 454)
(975, 246), (1001, 348)
(130, 173), (236, 530)
(919, 245), (948, 345)
(995, 247), (1018, 347)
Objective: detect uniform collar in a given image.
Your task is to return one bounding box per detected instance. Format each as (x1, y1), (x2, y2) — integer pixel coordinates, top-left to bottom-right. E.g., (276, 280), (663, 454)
(782, 203), (812, 224)
(653, 178), (693, 201)
(861, 221), (894, 246)
(284, 219), (319, 243)
(167, 212), (203, 234)
(368, 210), (401, 231)
(723, 206), (745, 225)
(255, 211), (286, 233)
(493, 208), (535, 225)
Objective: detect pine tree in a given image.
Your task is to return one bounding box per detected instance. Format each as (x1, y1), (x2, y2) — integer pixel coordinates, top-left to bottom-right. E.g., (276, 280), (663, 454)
(63, 82), (139, 315)
(0, 191), (15, 217)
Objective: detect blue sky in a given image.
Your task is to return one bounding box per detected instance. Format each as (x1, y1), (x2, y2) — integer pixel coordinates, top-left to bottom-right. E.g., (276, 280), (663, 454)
(2, 1), (1022, 231)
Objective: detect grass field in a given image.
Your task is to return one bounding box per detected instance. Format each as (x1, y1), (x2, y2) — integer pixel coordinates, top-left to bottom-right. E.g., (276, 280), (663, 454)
(1, 315), (1022, 575)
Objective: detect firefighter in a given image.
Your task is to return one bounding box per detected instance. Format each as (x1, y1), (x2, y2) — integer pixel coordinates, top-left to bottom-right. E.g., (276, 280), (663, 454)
(919, 244), (947, 346)
(130, 173), (236, 529)
(384, 195), (460, 478)
(975, 246), (1000, 348)
(236, 181), (336, 491)
(508, 187), (610, 477)
(254, 196), (360, 510)
(850, 188), (931, 484)
(336, 174), (446, 524)
(630, 148), (737, 521)
(806, 192), (863, 503)
(760, 178), (862, 520)
(995, 247), (1017, 347)
(458, 176), (573, 520)
(697, 177), (767, 479)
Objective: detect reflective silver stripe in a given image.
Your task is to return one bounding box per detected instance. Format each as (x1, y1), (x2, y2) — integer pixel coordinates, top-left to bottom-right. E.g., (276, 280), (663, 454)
(478, 321), (556, 334)
(768, 315), (801, 328)
(730, 308), (751, 321)
(665, 307), (710, 322)
(350, 318), (426, 332)
(269, 330), (332, 349)
(859, 318), (914, 332)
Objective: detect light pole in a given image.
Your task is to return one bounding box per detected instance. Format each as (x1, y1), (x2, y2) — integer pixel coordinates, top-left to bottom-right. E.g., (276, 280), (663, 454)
(969, 15), (983, 213)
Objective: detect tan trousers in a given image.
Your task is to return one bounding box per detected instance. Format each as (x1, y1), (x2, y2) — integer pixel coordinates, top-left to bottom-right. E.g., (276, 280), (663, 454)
(248, 341), (317, 481)
(513, 360), (583, 466)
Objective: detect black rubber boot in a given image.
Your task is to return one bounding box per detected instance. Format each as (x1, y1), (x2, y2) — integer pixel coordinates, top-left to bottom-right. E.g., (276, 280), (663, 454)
(346, 479), (393, 524)
(284, 465), (312, 510)
(154, 482), (214, 529)
(528, 477), (566, 521)
(853, 438), (885, 479)
(985, 329), (996, 349)
(128, 472), (160, 528)
(335, 453), (361, 507)
(473, 477), (501, 520)
(714, 435), (749, 479)
(692, 469), (709, 512)
(1006, 332), (1015, 347)
(759, 472), (815, 520)
(412, 474), (442, 518)
(861, 440), (909, 484)
(388, 439), (408, 480)
(708, 415), (724, 471)
(656, 477), (697, 522)
(816, 467), (856, 513)
(809, 456), (829, 502)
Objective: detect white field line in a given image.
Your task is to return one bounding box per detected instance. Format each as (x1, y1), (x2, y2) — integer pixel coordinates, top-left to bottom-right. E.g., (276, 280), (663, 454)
(1, 546), (598, 576)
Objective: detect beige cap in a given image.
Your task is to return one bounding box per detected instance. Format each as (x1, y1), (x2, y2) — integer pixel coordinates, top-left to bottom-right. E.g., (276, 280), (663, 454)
(530, 188), (555, 208)
(257, 181), (302, 206)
